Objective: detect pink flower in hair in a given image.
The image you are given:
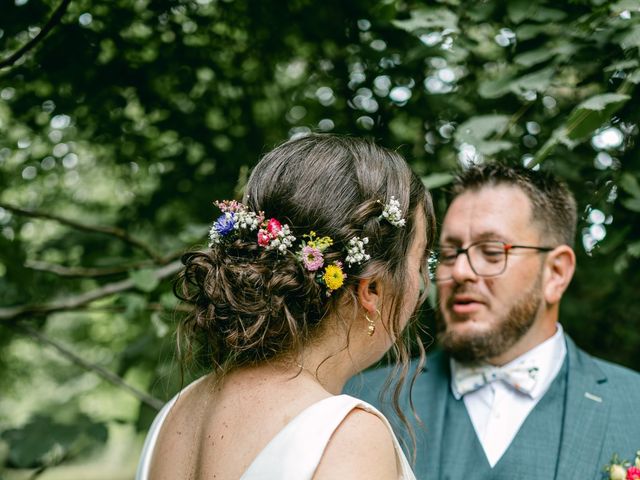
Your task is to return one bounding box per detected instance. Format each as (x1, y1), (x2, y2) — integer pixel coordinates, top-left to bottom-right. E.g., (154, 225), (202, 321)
(257, 229), (271, 247)
(266, 218), (282, 236)
(301, 246), (324, 271)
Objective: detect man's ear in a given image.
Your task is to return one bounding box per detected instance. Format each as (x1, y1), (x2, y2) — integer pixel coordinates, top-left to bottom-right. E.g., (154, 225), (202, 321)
(543, 245), (576, 305)
(357, 277), (382, 315)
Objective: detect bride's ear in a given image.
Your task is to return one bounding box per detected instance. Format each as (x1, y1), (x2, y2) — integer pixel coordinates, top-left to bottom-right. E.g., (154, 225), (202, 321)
(357, 277), (382, 315)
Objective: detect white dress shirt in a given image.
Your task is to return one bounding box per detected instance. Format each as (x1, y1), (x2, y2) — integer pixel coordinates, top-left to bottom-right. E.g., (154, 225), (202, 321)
(450, 323), (567, 467)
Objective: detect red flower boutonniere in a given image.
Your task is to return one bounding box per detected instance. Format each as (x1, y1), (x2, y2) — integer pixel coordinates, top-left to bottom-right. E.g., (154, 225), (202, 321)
(605, 451), (640, 480)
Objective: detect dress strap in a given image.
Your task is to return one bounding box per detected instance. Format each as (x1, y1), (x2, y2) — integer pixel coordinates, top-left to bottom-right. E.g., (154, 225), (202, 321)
(240, 394), (415, 480)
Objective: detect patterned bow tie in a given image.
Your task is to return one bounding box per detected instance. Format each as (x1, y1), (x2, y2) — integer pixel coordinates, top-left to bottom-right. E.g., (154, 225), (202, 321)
(452, 360), (540, 398)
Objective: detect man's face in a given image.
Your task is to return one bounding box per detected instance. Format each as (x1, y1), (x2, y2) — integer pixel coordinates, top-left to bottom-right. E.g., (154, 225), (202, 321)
(436, 185), (546, 363)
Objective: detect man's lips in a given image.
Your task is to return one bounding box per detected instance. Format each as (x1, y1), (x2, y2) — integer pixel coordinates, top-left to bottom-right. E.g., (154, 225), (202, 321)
(447, 294), (487, 315)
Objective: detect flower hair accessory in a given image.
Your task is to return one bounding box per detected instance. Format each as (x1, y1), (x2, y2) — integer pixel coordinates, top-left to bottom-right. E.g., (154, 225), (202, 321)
(296, 231), (347, 296)
(208, 200), (264, 246)
(258, 218), (296, 252)
(207, 200), (374, 296)
(379, 196), (406, 228)
(345, 236), (370, 266)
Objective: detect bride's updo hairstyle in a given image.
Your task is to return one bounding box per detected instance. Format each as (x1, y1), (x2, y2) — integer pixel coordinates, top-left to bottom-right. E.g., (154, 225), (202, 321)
(176, 134), (435, 383)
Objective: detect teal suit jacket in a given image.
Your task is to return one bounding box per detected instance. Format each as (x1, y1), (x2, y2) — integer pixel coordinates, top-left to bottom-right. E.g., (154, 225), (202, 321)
(347, 336), (640, 479)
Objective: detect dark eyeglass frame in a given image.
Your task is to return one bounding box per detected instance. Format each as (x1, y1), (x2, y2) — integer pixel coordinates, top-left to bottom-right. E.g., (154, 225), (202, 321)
(432, 240), (555, 281)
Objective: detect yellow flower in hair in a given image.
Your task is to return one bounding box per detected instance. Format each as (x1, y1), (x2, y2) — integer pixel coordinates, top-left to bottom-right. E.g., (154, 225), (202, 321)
(303, 231), (334, 250)
(323, 264), (345, 291)
(315, 236), (334, 250)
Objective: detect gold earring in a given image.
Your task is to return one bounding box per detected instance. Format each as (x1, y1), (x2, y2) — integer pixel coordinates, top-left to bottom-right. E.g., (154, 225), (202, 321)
(366, 308), (381, 336)
(366, 312), (375, 336)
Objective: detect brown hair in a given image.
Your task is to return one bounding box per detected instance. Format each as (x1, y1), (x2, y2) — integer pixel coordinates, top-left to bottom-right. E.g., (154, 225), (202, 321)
(175, 134), (436, 453)
(451, 163), (577, 247)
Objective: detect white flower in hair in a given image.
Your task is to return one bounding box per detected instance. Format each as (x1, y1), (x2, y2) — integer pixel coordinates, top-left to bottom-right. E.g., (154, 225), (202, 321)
(345, 236), (370, 266)
(208, 225), (221, 246)
(264, 223), (297, 252)
(235, 210), (262, 231)
(380, 196), (406, 227)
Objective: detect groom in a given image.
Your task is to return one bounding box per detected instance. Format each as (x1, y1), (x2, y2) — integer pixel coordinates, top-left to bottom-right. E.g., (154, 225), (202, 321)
(349, 164), (640, 479)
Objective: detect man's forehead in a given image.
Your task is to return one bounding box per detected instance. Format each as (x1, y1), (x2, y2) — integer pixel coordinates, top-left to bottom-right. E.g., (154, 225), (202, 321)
(440, 185), (536, 243)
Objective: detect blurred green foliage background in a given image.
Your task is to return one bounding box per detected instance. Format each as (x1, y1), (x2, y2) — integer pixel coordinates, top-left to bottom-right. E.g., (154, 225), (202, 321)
(1, 0), (639, 477)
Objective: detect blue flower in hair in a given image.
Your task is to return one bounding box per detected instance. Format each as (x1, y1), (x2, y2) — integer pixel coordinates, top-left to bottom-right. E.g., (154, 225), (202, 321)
(214, 213), (236, 236)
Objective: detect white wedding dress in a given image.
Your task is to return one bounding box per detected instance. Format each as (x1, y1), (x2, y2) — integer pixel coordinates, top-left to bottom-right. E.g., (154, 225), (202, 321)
(136, 383), (416, 479)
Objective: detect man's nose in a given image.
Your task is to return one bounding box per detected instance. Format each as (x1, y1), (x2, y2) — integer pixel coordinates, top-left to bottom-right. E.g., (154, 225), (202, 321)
(450, 251), (478, 283)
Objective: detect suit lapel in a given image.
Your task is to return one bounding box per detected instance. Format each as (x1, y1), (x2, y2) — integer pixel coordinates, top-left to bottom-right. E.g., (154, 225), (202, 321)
(554, 336), (610, 480)
(413, 351), (450, 480)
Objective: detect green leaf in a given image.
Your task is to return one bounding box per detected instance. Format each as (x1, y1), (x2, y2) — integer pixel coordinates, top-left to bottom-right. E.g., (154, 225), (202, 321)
(516, 24), (560, 41)
(509, 67), (555, 95)
(478, 75), (514, 99)
(160, 291), (179, 309)
(2, 415), (108, 468)
(610, 0), (640, 13)
(455, 115), (510, 143)
(422, 172), (454, 189)
(508, 3), (567, 23)
(454, 115), (513, 154)
(507, 0), (533, 24)
(479, 68), (554, 99)
(604, 59), (639, 72)
(474, 140), (513, 155)
(123, 293), (148, 319)
(579, 93), (631, 111)
(628, 69), (640, 84)
(563, 93), (631, 140)
(619, 173), (640, 198)
(530, 7), (567, 22)
(621, 197), (640, 212)
(514, 48), (556, 68)
(129, 268), (160, 293)
(628, 240), (640, 258)
(391, 8), (459, 34)
(151, 311), (170, 338)
(615, 24), (640, 50)
(614, 254), (629, 274)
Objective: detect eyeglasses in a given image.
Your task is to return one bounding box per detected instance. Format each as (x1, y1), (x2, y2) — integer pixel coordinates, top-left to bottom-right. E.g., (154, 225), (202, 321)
(432, 241), (555, 282)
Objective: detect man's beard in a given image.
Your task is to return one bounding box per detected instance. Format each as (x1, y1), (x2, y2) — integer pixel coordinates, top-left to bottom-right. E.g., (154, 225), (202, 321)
(436, 277), (543, 363)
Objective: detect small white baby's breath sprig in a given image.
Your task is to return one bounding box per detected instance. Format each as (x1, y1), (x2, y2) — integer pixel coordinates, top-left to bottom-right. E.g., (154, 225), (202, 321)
(345, 236), (370, 266)
(234, 210), (263, 231)
(208, 225), (221, 247)
(267, 224), (296, 252)
(380, 196), (406, 228)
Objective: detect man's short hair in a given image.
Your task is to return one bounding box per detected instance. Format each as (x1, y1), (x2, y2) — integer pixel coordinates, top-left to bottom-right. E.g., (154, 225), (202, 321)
(451, 164), (577, 248)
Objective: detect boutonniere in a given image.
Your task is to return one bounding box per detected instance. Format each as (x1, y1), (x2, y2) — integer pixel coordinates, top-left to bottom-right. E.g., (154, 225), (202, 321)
(605, 451), (640, 480)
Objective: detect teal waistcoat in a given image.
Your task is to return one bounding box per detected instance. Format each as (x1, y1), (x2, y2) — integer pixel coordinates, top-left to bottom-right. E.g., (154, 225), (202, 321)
(437, 358), (568, 480)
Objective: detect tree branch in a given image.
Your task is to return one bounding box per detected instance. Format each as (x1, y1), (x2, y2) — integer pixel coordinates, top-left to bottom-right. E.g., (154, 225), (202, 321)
(24, 249), (184, 278)
(25, 260), (146, 278)
(0, 0), (73, 70)
(0, 202), (165, 263)
(12, 323), (164, 411)
(51, 302), (193, 313)
(0, 260), (183, 322)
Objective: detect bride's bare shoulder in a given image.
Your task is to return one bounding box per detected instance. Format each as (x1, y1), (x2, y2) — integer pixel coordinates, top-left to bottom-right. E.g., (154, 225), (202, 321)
(313, 407), (398, 480)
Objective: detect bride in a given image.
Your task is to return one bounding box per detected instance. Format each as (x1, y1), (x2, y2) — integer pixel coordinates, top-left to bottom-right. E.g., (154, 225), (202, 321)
(136, 134), (435, 479)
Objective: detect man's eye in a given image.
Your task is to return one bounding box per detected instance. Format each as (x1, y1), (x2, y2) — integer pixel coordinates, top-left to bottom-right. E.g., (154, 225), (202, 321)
(439, 250), (457, 263)
(480, 247), (504, 261)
